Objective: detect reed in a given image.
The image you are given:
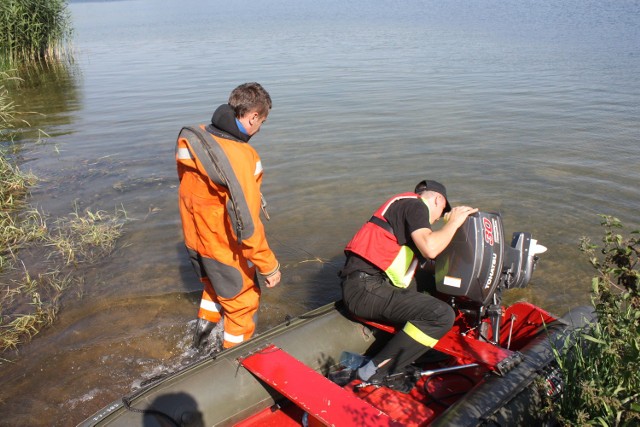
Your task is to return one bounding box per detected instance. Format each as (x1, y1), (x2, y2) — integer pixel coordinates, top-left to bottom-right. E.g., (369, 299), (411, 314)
(1, 72), (41, 272)
(1, 71), (22, 128)
(0, 0), (72, 66)
(47, 205), (126, 265)
(0, 271), (76, 352)
(1, 203), (126, 351)
(1, 71), (126, 352)
(0, 202), (126, 351)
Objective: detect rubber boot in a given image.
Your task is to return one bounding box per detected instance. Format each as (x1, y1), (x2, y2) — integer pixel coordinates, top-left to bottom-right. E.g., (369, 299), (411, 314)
(192, 318), (216, 349)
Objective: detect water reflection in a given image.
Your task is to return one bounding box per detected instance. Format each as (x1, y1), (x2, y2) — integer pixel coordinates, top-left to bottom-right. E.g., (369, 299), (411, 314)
(0, 59), (82, 359)
(4, 61), (81, 144)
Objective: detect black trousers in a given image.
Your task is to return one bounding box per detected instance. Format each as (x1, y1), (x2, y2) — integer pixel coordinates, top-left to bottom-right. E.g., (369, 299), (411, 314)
(342, 272), (455, 380)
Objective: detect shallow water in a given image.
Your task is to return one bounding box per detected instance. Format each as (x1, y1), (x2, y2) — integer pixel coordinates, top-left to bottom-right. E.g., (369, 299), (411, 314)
(1, 0), (639, 425)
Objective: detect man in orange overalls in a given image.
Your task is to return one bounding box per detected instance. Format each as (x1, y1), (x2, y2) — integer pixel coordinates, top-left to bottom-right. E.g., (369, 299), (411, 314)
(176, 83), (281, 349)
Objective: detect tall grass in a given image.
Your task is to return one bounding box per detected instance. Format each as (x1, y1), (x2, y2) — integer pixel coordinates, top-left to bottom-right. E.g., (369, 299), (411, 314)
(548, 216), (640, 426)
(0, 0), (73, 66)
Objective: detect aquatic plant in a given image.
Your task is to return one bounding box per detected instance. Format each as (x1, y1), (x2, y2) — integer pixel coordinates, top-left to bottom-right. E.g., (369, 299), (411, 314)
(1, 71), (126, 353)
(0, 0), (72, 66)
(0, 70), (23, 131)
(46, 204), (127, 265)
(1, 202), (127, 352)
(0, 201), (127, 351)
(1, 71), (40, 272)
(549, 216), (640, 426)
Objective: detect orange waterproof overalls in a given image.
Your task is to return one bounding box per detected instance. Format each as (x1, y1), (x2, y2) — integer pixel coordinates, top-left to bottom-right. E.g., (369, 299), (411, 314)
(176, 123), (279, 348)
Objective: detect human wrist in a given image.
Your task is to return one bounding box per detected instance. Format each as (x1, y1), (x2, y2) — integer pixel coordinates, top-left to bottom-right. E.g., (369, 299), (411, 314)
(260, 263), (280, 277)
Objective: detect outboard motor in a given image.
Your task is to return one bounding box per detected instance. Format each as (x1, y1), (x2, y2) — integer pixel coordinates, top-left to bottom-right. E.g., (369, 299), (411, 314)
(503, 231), (547, 290)
(435, 212), (546, 343)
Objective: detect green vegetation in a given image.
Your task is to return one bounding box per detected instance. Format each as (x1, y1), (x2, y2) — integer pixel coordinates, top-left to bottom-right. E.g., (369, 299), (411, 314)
(1, 71), (125, 353)
(0, 0), (72, 67)
(549, 216), (639, 426)
(1, 71), (25, 131)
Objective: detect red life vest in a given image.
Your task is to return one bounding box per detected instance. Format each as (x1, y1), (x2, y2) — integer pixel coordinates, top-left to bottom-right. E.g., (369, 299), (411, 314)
(345, 193), (427, 288)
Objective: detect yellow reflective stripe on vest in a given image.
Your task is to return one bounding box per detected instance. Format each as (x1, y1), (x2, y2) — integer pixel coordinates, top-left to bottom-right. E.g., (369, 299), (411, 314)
(403, 321), (439, 348)
(385, 246), (417, 288)
(383, 196), (429, 288)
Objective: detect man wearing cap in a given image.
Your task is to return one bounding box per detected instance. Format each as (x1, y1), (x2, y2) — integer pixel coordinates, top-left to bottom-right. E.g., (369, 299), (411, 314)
(336, 180), (478, 389)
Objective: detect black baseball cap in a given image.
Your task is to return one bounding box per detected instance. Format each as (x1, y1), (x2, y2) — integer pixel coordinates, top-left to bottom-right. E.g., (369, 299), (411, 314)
(414, 180), (452, 214)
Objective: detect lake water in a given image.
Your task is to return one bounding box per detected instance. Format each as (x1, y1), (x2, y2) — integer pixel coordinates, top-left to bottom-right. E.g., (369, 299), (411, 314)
(1, 0), (639, 425)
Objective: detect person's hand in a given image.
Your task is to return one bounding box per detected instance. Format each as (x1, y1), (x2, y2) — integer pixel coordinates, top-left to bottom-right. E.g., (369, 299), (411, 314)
(444, 206), (478, 229)
(264, 270), (281, 288)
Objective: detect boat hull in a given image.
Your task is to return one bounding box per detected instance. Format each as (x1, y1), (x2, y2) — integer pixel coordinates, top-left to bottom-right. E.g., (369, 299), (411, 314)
(79, 302), (383, 427)
(78, 302), (594, 427)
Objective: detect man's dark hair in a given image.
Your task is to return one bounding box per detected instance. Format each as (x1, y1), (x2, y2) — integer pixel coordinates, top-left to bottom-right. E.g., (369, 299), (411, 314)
(228, 82), (272, 118)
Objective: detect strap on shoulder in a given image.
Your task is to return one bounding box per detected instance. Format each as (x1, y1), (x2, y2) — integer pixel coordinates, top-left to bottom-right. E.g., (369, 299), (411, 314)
(178, 125), (255, 244)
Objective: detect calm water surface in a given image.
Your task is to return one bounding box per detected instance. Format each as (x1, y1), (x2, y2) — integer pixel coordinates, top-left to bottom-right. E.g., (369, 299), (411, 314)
(1, 0), (639, 425)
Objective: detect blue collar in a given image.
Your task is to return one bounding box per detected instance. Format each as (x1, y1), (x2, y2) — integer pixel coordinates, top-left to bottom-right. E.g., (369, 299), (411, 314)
(235, 118), (249, 135)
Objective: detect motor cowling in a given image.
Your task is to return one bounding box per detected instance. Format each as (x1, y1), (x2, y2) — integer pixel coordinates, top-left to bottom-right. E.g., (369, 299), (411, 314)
(435, 212), (545, 307)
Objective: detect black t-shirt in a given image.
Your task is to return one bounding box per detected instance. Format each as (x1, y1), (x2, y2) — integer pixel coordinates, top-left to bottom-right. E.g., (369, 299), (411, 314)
(342, 197), (432, 276)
